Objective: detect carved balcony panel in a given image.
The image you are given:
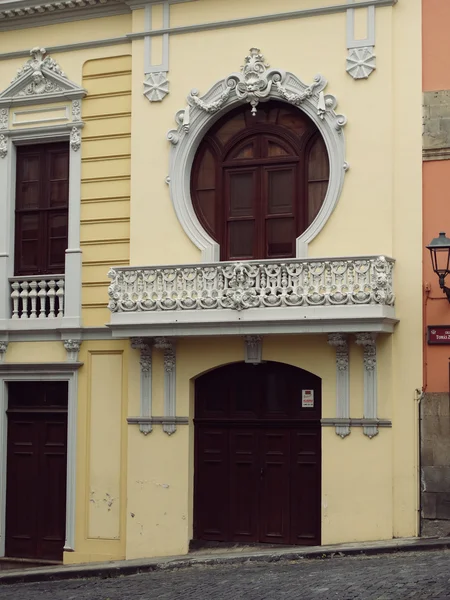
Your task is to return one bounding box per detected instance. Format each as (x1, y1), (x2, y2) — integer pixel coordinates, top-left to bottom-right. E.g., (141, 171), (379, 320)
(10, 275), (65, 320)
(107, 256), (397, 337)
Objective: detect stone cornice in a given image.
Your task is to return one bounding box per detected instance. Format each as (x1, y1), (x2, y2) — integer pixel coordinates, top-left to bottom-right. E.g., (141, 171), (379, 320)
(0, 0), (129, 31)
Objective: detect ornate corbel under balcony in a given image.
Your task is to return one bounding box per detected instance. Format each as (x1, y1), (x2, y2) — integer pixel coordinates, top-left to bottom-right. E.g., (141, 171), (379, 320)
(64, 339), (81, 362)
(0, 341), (8, 363)
(244, 335), (262, 365)
(154, 337), (177, 435)
(130, 337), (153, 435)
(355, 332), (378, 438)
(327, 333), (350, 438)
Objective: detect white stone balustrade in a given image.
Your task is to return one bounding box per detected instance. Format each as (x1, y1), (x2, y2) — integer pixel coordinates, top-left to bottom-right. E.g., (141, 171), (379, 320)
(10, 276), (65, 319)
(108, 256), (395, 314)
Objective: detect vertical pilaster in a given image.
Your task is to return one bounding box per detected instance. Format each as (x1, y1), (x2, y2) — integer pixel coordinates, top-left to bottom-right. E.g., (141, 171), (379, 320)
(131, 337), (153, 435)
(64, 112), (83, 328)
(155, 337), (176, 435)
(356, 332), (378, 438)
(0, 125), (12, 327)
(328, 333), (350, 438)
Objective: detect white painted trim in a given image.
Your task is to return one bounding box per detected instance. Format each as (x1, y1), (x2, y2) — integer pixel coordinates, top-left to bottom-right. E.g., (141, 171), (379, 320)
(144, 1), (170, 74)
(0, 366), (80, 557)
(0, 1), (397, 60)
(131, 338), (153, 435)
(355, 333), (378, 438)
(167, 62), (347, 261)
(12, 106), (69, 127)
(154, 338), (177, 435)
(328, 334), (350, 438)
(346, 3), (376, 49)
(0, 115), (84, 330)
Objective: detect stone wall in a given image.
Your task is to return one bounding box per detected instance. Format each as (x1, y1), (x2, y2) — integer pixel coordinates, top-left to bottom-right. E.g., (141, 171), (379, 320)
(423, 91), (450, 161)
(421, 393), (450, 537)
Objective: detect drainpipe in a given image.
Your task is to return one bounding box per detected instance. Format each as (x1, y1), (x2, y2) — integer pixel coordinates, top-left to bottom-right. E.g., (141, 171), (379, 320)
(416, 388), (424, 538)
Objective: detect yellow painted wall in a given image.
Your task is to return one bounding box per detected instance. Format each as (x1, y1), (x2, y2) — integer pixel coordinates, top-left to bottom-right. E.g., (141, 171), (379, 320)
(0, 0), (422, 563)
(65, 339), (128, 564)
(81, 55), (132, 327)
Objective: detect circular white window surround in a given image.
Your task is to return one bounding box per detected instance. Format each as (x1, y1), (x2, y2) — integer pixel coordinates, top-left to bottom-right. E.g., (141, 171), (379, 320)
(166, 49), (348, 262)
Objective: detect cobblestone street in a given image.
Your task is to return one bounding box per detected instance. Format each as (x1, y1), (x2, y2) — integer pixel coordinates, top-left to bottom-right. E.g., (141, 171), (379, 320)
(1, 550), (450, 599)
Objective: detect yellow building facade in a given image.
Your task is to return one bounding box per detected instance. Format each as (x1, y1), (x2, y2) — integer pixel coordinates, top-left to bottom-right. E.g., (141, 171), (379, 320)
(0, 0), (422, 564)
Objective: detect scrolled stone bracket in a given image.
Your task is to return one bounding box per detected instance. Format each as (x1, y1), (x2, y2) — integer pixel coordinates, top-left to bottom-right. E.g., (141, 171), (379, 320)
(154, 337), (177, 435)
(131, 337), (153, 435)
(355, 332), (378, 438)
(63, 339), (81, 362)
(328, 333), (350, 438)
(0, 341), (8, 363)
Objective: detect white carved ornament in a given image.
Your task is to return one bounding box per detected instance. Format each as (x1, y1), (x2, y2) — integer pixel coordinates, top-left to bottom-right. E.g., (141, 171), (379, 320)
(12, 47), (66, 96)
(108, 256), (394, 314)
(165, 48), (348, 261)
(0, 134), (7, 159)
(346, 47), (376, 80)
(144, 72), (170, 103)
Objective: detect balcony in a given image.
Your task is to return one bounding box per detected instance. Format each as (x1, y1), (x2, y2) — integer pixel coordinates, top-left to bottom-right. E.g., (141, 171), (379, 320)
(9, 275), (65, 322)
(107, 256), (397, 337)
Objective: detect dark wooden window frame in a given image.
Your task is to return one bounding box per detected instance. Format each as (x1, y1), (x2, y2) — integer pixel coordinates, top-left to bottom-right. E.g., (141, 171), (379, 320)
(14, 142), (69, 276)
(191, 103), (330, 261)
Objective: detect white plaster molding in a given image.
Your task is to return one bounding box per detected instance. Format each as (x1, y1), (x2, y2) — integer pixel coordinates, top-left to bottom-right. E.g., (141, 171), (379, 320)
(166, 48), (347, 261)
(355, 332), (378, 438)
(0, 366), (80, 557)
(0, 109), (8, 130)
(71, 99), (81, 122)
(346, 3), (376, 79)
(144, 72), (169, 103)
(346, 47), (376, 80)
(154, 337), (177, 435)
(0, 48), (86, 108)
(70, 126), (81, 152)
(131, 337), (153, 435)
(64, 339), (81, 362)
(328, 333), (350, 438)
(0, 134), (7, 158)
(244, 335), (262, 365)
(0, 342), (7, 364)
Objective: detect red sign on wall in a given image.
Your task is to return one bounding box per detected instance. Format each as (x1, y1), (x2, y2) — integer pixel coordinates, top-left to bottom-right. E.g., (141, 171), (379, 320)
(428, 326), (450, 344)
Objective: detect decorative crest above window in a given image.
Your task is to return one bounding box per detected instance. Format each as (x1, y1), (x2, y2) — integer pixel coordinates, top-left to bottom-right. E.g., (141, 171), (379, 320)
(187, 47), (333, 119)
(0, 47), (86, 108)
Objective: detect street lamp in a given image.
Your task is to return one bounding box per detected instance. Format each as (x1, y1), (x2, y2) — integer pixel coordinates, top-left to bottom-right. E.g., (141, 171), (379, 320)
(427, 232), (450, 302)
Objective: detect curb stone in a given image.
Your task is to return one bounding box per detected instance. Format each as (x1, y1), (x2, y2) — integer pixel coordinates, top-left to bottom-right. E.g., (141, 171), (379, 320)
(1, 537), (450, 586)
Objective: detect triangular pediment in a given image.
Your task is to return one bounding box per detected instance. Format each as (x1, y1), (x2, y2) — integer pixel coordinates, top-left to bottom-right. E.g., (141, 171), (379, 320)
(0, 47), (86, 107)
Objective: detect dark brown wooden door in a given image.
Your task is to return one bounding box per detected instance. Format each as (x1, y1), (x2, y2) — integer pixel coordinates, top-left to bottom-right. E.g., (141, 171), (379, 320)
(5, 382), (68, 561)
(194, 362), (321, 546)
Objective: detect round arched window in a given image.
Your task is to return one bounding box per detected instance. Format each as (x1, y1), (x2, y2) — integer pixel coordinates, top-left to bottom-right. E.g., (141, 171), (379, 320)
(191, 101), (330, 261)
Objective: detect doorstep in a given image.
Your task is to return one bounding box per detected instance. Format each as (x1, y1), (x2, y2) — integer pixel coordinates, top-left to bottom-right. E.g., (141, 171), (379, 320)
(1, 536), (450, 585)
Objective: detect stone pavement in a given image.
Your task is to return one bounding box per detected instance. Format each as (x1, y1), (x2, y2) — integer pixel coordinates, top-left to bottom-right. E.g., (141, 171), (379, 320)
(1, 549), (450, 599)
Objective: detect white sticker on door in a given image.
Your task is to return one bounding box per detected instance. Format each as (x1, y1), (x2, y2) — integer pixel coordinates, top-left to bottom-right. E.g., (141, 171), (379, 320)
(302, 389), (314, 408)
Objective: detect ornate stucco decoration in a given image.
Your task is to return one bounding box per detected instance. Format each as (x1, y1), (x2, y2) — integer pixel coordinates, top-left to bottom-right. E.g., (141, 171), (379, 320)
(244, 335), (262, 365)
(131, 337), (154, 435)
(355, 332), (378, 438)
(0, 108), (8, 130)
(154, 337), (177, 435)
(327, 333), (350, 439)
(70, 126), (81, 152)
(0, 47), (86, 108)
(0, 134), (7, 159)
(0, 341), (8, 364)
(64, 339), (81, 362)
(108, 256), (395, 314)
(346, 47), (376, 80)
(166, 47), (348, 261)
(144, 72), (169, 103)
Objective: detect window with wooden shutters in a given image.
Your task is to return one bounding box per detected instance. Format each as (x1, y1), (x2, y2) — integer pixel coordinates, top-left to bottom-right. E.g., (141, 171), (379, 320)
(191, 102), (330, 261)
(15, 142), (69, 276)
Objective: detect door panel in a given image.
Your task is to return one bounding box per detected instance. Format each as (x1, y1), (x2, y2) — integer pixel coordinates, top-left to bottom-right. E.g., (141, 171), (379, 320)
(259, 430), (290, 544)
(5, 382), (68, 561)
(229, 429), (259, 542)
(194, 361), (321, 547)
(194, 427), (229, 541)
(290, 429), (321, 545)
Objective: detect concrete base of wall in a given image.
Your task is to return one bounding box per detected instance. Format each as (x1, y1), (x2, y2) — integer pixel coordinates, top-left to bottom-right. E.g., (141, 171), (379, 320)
(421, 393), (450, 537)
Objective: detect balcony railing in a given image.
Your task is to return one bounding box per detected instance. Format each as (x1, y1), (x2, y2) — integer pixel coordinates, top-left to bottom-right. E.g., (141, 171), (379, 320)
(108, 256), (395, 315)
(10, 275), (65, 320)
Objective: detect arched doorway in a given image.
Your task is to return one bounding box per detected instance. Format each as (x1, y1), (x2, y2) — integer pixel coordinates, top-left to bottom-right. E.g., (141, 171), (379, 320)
(194, 361), (321, 546)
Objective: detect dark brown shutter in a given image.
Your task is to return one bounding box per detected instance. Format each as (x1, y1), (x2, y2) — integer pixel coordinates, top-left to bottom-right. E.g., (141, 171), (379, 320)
(15, 143), (69, 276)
